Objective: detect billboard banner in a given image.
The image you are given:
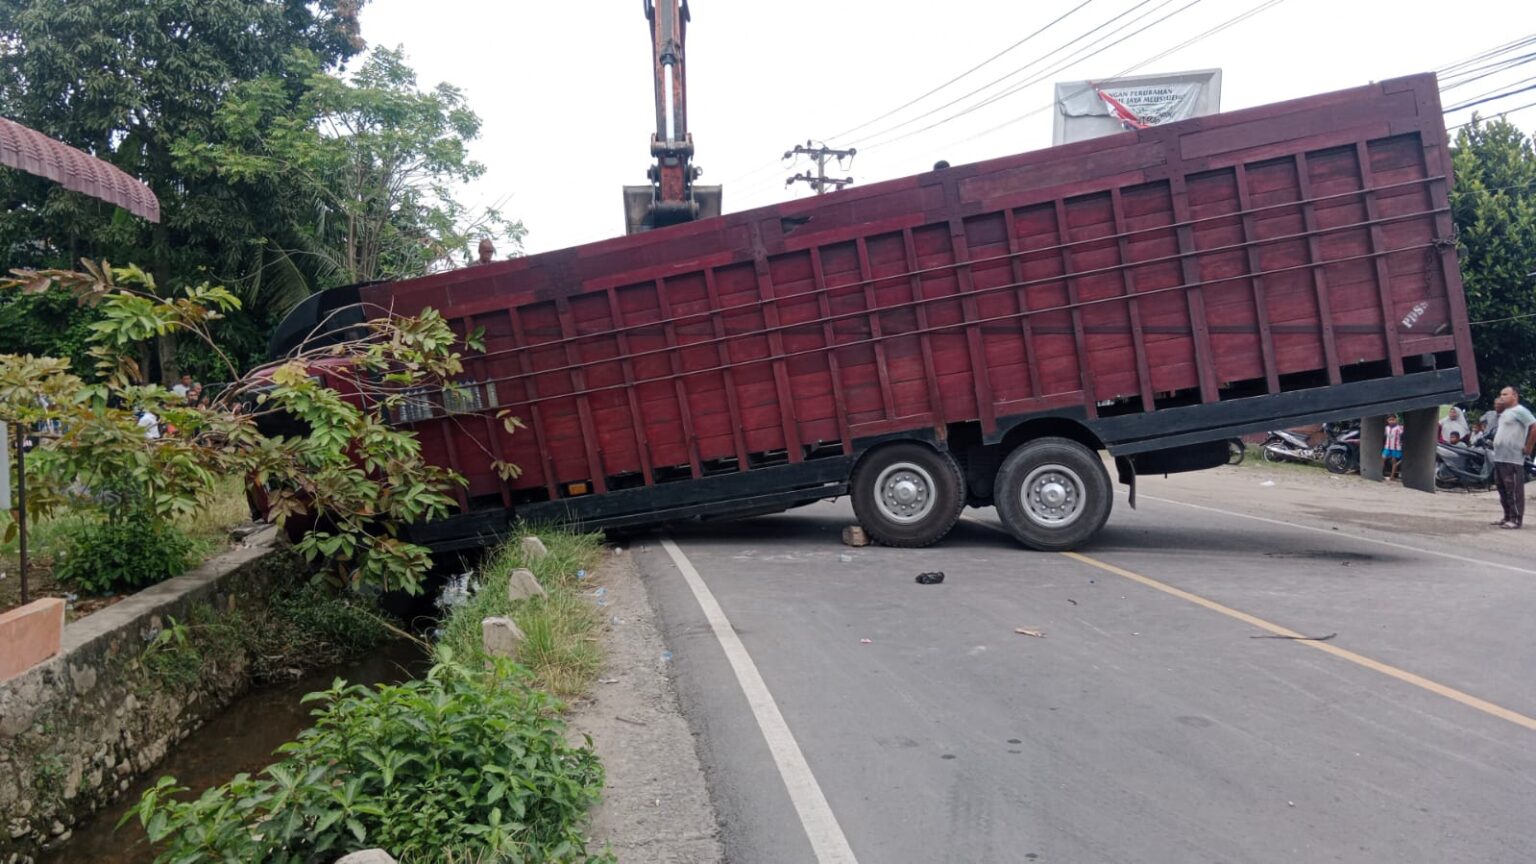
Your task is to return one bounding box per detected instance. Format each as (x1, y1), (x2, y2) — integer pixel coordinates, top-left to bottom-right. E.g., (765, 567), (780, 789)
(1053, 69), (1222, 144)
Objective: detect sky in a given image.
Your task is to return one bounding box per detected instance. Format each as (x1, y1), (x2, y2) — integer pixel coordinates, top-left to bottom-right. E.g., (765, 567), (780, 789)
(359, 0), (1536, 255)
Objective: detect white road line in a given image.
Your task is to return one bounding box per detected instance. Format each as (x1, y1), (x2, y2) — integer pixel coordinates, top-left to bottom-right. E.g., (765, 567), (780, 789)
(660, 537), (861, 864)
(1126, 490), (1536, 576)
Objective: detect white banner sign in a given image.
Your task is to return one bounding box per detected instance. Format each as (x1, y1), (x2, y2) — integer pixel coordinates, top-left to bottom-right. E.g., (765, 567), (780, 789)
(1093, 82), (1206, 126)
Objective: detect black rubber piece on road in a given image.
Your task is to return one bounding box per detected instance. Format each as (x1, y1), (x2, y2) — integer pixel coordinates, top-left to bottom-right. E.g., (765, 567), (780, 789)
(993, 437), (1112, 552)
(850, 443), (965, 548)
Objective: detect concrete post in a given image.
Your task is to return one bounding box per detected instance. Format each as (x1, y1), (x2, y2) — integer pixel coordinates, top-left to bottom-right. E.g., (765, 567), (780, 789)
(1400, 406), (1438, 493)
(1360, 415), (1386, 481)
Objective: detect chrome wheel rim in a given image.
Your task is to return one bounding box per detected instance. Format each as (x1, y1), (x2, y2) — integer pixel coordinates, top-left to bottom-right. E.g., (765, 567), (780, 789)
(874, 461), (937, 524)
(1021, 464), (1086, 528)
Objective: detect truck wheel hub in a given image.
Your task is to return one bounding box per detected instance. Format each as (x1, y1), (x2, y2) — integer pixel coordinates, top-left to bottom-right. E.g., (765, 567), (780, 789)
(874, 461), (937, 524)
(1022, 464), (1086, 528)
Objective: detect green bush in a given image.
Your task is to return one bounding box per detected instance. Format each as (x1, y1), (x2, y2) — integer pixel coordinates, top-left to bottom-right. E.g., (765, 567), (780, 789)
(132, 655), (607, 863)
(247, 581), (391, 682)
(55, 513), (195, 595)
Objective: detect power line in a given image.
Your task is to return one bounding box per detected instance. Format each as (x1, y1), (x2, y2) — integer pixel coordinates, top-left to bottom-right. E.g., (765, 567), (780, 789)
(1441, 55), (1536, 92)
(1444, 73), (1536, 109)
(827, 0), (1096, 142)
(1437, 34), (1536, 76)
(1447, 97), (1536, 132)
(860, 0), (1209, 151)
(1440, 53), (1536, 91)
(1437, 33), (1536, 75)
(922, 0), (1286, 158)
(844, 0), (1172, 147)
(1444, 81), (1536, 114)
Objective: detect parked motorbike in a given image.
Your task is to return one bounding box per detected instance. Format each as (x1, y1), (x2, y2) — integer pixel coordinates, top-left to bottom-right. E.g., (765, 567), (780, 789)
(1324, 426), (1361, 474)
(1435, 441), (1536, 490)
(1227, 438), (1246, 465)
(1262, 422), (1357, 466)
(1261, 428), (1321, 464)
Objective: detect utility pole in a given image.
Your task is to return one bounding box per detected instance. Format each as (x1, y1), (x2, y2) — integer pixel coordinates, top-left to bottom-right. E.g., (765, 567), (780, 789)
(784, 141), (856, 195)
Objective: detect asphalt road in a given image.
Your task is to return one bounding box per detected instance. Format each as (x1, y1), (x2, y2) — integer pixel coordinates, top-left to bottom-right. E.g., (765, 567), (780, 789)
(631, 471), (1536, 864)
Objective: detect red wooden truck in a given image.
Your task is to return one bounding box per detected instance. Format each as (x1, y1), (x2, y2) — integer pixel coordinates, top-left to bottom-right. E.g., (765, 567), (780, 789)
(267, 73), (1475, 552)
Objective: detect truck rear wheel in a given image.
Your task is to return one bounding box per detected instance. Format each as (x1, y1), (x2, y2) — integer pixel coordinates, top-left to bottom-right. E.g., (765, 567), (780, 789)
(993, 437), (1111, 551)
(850, 443), (965, 547)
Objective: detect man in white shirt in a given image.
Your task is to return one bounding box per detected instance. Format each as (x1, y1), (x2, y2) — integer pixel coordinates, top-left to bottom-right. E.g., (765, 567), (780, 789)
(137, 409), (161, 440)
(1491, 386), (1536, 529)
(171, 373), (194, 398)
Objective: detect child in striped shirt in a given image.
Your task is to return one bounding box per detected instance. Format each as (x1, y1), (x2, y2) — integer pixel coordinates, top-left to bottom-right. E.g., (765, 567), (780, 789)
(1382, 414), (1403, 481)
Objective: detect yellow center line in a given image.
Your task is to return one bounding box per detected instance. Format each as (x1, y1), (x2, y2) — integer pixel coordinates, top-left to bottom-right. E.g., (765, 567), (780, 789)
(1060, 551), (1536, 733)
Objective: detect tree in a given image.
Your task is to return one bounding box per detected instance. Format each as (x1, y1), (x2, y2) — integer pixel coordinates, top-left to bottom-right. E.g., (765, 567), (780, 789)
(0, 0), (369, 377)
(1450, 118), (1536, 404)
(1, 262), (494, 595)
(177, 45), (525, 290)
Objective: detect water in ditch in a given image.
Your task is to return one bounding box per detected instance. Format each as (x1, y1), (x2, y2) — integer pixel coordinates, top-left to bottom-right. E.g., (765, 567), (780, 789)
(40, 637), (427, 864)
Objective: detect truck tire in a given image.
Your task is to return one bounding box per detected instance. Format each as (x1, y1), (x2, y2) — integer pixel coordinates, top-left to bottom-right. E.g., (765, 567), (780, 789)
(993, 437), (1112, 552)
(850, 443), (965, 547)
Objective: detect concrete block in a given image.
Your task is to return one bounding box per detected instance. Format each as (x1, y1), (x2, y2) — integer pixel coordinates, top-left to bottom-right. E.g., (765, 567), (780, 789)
(520, 535), (549, 562)
(841, 525), (870, 547)
(481, 617), (525, 658)
(335, 851), (398, 864)
(0, 599), (65, 683)
(507, 568), (546, 601)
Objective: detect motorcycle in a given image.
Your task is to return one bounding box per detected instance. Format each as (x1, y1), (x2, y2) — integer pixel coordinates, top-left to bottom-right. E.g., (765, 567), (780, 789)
(1261, 428), (1322, 464)
(1262, 422), (1357, 467)
(1435, 441), (1536, 490)
(1324, 426), (1361, 474)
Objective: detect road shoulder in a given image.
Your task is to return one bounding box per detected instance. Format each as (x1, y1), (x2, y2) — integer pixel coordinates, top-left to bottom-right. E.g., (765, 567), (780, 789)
(568, 549), (724, 863)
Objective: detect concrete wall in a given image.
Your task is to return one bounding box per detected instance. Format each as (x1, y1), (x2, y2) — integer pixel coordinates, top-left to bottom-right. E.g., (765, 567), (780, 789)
(0, 528), (292, 863)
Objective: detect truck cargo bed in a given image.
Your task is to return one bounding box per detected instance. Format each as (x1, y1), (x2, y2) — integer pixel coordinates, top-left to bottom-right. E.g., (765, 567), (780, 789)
(271, 73), (1473, 549)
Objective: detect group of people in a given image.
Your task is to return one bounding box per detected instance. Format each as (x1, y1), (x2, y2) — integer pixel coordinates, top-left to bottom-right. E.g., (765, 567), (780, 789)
(1380, 386), (1535, 529)
(135, 373), (209, 440)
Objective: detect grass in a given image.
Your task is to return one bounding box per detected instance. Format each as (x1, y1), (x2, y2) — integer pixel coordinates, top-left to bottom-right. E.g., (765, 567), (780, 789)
(0, 475), (253, 614)
(435, 528), (606, 697)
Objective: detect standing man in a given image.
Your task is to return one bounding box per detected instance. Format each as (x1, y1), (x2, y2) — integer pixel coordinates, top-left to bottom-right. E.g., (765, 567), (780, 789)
(1491, 385), (1536, 529)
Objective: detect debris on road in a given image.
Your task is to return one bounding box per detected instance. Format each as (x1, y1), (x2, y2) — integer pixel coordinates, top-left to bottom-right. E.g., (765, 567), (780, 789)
(842, 525), (870, 547)
(599, 678), (621, 684)
(1067, 598), (1078, 605)
(860, 638), (873, 644)
(1015, 628), (1045, 638)
(838, 553), (853, 563)
(615, 715), (648, 726)
(1251, 632), (1337, 641)
(658, 650), (672, 663)
(916, 571), (945, 585)
(1260, 480), (1277, 487)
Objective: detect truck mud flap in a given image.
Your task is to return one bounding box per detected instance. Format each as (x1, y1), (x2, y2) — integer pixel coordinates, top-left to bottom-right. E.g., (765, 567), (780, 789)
(1115, 456), (1137, 509)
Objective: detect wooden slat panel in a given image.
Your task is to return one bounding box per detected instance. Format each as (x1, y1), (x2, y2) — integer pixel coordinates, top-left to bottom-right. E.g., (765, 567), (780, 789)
(854, 237), (898, 419)
(808, 247), (853, 450)
(1051, 200), (1097, 416)
(1355, 140), (1406, 376)
(554, 296), (608, 493)
(1165, 175), (1220, 401)
(654, 278), (704, 478)
(748, 222), (804, 462)
(1108, 188), (1156, 409)
(1295, 153), (1343, 385)
(1233, 165), (1281, 393)
(605, 287), (654, 485)
(948, 217), (997, 435)
(901, 227), (947, 428)
(506, 309), (560, 498)
(1002, 208), (1043, 400)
